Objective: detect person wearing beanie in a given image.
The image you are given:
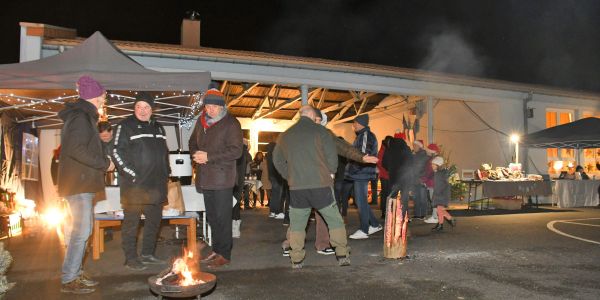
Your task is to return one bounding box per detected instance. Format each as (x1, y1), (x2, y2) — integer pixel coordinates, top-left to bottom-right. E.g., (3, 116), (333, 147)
(347, 113), (382, 240)
(430, 156), (456, 232)
(58, 75), (114, 294)
(112, 90), (170, 271)
(410, 138), (429, 220)
(423, 143), (441, 224)
(189, 87), (243, 269)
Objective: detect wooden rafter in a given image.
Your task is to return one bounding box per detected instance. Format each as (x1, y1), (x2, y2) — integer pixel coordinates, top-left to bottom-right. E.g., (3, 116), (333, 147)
(227, 82), (260, 108)
(252, 84), (277, 119)
(328, 98), (408, 126)
(257, 88), (320, 120)
(291, 88), (323, 120)
(316, 88), (328, 108)
(321, 92), (375, 113)
(329, 92), (376, 122)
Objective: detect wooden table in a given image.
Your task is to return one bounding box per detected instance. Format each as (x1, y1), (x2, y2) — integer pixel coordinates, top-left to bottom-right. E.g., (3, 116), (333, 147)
(92, 212), (197, 260)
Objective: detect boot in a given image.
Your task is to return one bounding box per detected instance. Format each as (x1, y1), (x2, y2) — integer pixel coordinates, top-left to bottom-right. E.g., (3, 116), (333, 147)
(446, 218), (456, 228)
(431, 223), (444, 232)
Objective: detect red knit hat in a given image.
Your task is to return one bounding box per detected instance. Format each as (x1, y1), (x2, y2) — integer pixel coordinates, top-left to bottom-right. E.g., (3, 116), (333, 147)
(426, 143), (440, 154)
(393, 132), (406, 139)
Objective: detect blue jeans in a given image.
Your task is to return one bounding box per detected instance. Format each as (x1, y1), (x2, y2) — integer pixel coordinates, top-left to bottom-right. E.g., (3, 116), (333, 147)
(353, 180), (380, 233)
(61, 193), (94, 283)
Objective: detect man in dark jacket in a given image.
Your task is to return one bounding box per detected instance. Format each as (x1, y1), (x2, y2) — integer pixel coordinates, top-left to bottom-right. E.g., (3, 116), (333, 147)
(411, 140), (430, 219)
(189, 88), (243, 269)
(112, 92), (170, 271)
(273, 105), (350, 268)
(346, 114), (382, 240)
(58, 76), (113, 294)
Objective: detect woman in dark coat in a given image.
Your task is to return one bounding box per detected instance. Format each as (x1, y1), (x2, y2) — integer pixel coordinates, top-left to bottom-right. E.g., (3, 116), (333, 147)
(382, 137), (414, 215)
(431, 156), (456, 231)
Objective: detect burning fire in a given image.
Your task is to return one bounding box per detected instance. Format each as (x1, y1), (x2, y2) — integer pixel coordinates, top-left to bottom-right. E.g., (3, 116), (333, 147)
(156, 250), (204, 286)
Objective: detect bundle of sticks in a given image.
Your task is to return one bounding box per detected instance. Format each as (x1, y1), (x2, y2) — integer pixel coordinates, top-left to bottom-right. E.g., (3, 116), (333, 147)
(383, 191), (409, 259)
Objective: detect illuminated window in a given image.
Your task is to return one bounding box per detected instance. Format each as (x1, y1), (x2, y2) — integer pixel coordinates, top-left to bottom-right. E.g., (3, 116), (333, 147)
(545, 109), (573, 174)
(581, 112), (600, 174)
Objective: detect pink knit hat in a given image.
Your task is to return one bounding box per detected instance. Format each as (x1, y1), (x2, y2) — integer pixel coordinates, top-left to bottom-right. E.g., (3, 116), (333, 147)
(77, 76), (105, 100)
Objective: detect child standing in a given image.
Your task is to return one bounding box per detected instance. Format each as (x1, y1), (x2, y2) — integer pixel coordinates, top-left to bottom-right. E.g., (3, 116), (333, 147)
(431, 156), (456, 231)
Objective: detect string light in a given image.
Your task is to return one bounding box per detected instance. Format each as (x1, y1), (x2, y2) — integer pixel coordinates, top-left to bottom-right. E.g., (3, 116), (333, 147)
(179, 92), (204, 129)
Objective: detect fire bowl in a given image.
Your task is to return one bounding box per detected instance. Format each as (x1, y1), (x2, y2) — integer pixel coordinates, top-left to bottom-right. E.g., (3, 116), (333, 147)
(148, 272), (216, 299)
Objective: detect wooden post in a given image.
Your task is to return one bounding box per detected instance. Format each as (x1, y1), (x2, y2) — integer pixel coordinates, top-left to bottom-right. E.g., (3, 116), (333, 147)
(383, 193), (409, 259)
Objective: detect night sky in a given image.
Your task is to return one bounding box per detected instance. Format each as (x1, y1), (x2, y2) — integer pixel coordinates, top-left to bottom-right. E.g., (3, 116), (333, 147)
(2, 0), (600, 93)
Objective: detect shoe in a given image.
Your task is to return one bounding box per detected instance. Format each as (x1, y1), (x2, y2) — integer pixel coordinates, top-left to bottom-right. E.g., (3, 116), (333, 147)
(140, 254), (166, 265)
(413, 216), (425, 220)
(201, 252), (218, 263)
(337, 255), (351, 267)
(124, 258), (147, 271)
(291, 261), (304, 269)
(349, 230), (369, 240)
(431, 223), (444, 232)
(269, 212), (276, 218)
(316, 247), (335, 255)
(61, 279), (95, 294)
(207, 255), (230, 269)
(368, 225), (383, 235)
(446, 218), (456, 227)
(274, 213), (285, 220)
(282, 219), (290, 226)
(78, 273), (99, 287)
(232, 220), (241, 238)
(282, 247), (291, 257)
(424, 216), (438, 224)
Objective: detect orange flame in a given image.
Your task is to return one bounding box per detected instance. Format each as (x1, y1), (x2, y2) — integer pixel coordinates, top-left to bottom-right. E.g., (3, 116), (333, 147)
(170, 250), (203, 286)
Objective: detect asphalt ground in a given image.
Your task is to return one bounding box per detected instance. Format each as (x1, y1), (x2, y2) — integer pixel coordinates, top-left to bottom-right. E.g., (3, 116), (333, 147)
(4, 204), (600, 300)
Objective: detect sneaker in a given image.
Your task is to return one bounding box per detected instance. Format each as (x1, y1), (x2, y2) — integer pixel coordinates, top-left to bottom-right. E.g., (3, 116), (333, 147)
(337, 255), (351, 267)
(274, 213), (285, 220)
(125, 258), (147, 271)
(282, 219), (290, 226)
(78, 273), (99, 287)
(291, 261), (304, 269)
(368, 225), (383, 235)
(282, 247), (291, 257)
(316, 247), (335, 255)
(140, 254), (166, 265)
(232, 220), (241, 238)
(424, 216), (438, 224)
(61, 279), (95, 294)
(269, 212), (276, 218)
(349, 230), (369, 240)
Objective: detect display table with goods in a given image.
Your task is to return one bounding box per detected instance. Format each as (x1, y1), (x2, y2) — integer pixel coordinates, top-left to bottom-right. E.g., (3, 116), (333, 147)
(470, 163), (552, 209)
(552, 179), (600, 208)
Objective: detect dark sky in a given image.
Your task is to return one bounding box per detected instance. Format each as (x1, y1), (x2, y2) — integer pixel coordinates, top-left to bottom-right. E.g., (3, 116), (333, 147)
(2, 0), (600, 93)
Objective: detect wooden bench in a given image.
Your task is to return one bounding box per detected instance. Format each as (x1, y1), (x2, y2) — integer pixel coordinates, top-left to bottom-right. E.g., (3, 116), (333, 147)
(92, 212), (197, 260)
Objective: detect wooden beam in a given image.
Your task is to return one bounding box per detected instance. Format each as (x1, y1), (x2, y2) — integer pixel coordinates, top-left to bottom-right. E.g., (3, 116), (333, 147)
(227, 82), (260, 108)
(257, 88), (320, 120)
(328, 99), (408, 126)
(321, 92), (375, 113)
(252, 84), (277, 119)
(291, 88), (322, 120)
(316, 89), (328, 109)
(329, 92), (376, 122)
(219, 80), (228, 93)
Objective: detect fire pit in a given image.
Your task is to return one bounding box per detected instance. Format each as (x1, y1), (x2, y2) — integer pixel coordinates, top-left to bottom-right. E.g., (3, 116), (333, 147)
(148, 250), (217, 299)
(148, 272), (216, 299)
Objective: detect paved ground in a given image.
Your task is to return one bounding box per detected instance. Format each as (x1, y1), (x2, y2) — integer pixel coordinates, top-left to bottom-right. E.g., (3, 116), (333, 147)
(4, 204), (600, 299)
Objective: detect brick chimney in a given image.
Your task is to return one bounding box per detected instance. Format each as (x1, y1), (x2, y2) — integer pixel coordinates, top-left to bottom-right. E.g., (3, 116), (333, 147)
(181, 11), (201, 48)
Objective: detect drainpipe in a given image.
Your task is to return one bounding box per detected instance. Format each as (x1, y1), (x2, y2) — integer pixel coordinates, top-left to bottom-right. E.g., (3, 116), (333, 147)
(301, 84), (308, 105)
(427, 96), (434, 144)
(523, 93), (532, 174)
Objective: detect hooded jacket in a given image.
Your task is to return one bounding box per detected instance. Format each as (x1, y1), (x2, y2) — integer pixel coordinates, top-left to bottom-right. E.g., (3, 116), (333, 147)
(112, 115), (170, 206)
(345, 126), (378, 181)
(57, 99), (110, 197)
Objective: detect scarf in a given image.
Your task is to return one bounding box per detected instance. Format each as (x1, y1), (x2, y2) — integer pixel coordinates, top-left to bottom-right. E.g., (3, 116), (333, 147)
(200, 108), (228, 130)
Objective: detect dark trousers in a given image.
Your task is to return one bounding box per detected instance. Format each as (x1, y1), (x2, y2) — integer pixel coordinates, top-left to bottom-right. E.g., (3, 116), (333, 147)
(269, 177), (284, 214)
(121, 203), (163, 261)
(339, 180), (354, 216)
(204, 188), (233, 260)
(412, 184), (428, 217)
(232, 185), (242, 220)
(380, 178), (390, 216)
(369, 177), (379, 205)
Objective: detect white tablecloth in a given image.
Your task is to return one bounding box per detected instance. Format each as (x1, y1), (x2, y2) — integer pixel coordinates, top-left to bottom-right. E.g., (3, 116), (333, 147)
(94, 186), (237, 213)
(552, 180), (600, 208)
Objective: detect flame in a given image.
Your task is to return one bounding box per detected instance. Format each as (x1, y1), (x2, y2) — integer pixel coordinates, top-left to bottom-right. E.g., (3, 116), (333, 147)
(41, 206), (66, 228)
(167, 250), (203, 286)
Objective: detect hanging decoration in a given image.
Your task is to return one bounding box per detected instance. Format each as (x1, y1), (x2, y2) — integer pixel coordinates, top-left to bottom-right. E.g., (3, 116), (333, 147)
(179, 92), (204, 129)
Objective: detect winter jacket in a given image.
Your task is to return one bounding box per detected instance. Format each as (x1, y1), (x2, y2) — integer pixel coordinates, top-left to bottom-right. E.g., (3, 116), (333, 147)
(345, 126), (378, 181)
(57, 99), (110, 197)
(422, 156), (435, 188)
(273, 116), (337, 190)
(189, 112), (243, 191)
(412, 149), (429, 185)
(260, 159), (271, 190)
(376, 145), (389, 180)
(112, 115), (170, 206)
(432, 168), (451, 206)
(383, 137), (414, 192)
(265, 142), (284, 186)
(235, 144), (250, 190)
